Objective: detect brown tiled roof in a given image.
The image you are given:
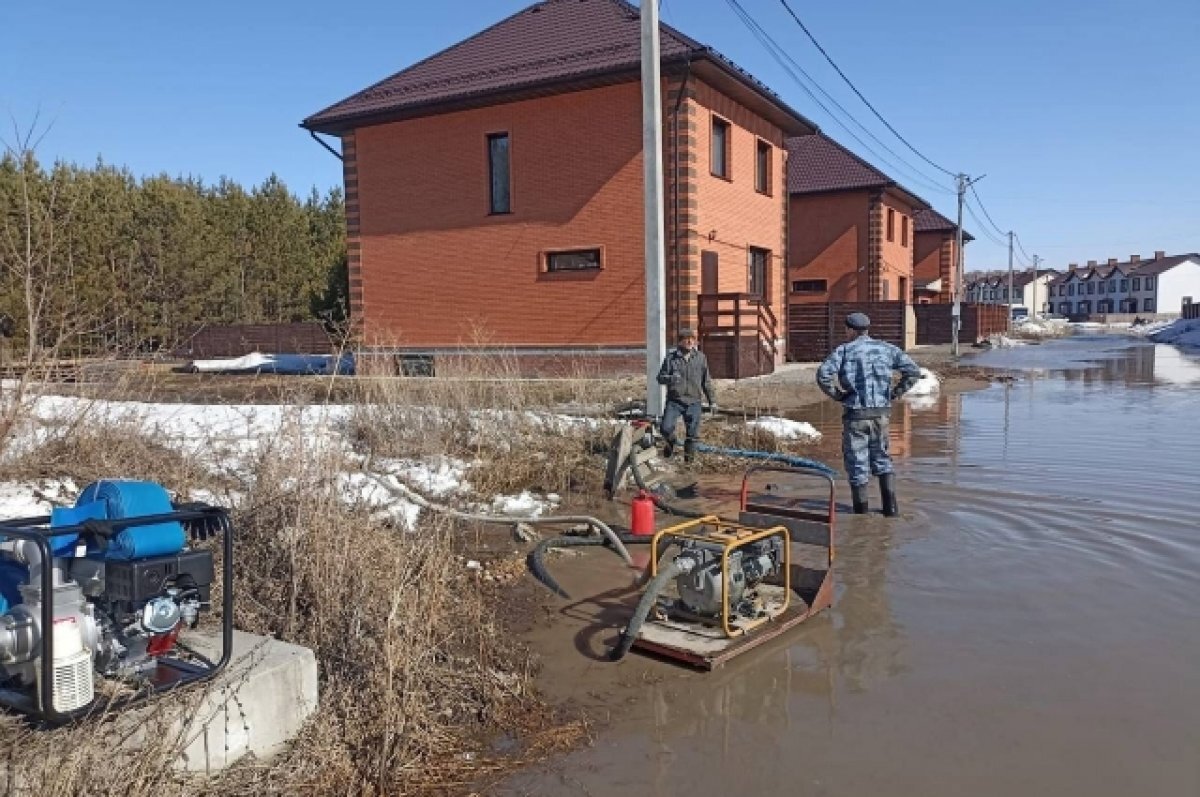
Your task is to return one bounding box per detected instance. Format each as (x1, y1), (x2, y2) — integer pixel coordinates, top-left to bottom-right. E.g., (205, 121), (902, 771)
(913, 208), (974, 242)
(1049, 253), (1199, 283)
(785, 133), (929, 209)
(1128, 254), (1200, 277)
(303, 0), (816, 135)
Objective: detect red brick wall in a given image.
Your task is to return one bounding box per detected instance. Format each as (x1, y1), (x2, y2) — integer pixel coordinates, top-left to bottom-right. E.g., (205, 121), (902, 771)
(689, 82), (788, 320)
(914, 230), (959, 303)
(353, 83), (646, 348)
(787, 190), (869, 304)
(877, 191), (916, 303)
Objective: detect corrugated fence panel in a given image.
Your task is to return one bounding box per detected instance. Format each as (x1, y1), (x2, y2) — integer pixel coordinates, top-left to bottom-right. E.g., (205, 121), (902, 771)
(788, 302), (907, 362)
(176, 323), (335, 358)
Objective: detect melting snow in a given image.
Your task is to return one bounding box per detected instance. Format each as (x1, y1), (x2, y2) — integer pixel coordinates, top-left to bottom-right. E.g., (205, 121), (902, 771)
(747, 417), (822, 442)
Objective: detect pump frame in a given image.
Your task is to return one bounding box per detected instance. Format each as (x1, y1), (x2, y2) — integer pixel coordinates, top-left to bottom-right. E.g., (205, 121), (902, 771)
(0, 505), (233, 726)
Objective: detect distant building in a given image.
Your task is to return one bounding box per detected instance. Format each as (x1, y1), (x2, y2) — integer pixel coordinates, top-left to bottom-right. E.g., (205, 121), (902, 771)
(913, 209), (973, 304)
(965, 268), (1059, 314)
(1046, 252), (1200, 317)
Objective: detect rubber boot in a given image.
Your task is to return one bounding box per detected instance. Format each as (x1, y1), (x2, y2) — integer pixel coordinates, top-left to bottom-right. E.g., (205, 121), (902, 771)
(684, 439), (696, 464)
(663, 438), (676, 459)
(851, 484), (869, 515)
(879, 473), (899, 517)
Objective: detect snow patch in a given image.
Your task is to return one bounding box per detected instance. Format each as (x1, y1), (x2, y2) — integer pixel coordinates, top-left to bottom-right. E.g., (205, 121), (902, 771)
(904, 368), (942, 398)
(490, 491), (559, 518)
(747, 417), (822, 442)
(1148, 318), (1200, 349)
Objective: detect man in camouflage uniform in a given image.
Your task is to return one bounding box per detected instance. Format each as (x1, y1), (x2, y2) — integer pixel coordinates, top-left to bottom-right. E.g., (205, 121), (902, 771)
(816, 313), (921, 516)
(656, 326), (716, 463)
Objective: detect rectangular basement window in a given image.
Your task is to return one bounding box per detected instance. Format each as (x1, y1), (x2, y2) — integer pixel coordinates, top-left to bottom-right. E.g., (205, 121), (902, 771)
(792, 279), (828, 293)
(545, 248), (602, 272)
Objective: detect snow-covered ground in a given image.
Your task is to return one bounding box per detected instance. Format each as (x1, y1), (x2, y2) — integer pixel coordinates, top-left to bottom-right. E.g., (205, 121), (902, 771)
(905, 368), (942, 398)
(747, 417), (822, 442)
(1147, 318), (1200, 349)
(1012, 317), (1071, 339)
(0, 392), (580, 530)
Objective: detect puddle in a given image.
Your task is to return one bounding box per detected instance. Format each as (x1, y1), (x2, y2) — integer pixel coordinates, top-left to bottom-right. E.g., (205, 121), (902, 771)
(500, 336), (1200, 796)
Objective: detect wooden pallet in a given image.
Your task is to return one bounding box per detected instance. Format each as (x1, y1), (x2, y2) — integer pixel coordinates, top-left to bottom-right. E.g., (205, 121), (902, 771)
(631, 584), (828, 670)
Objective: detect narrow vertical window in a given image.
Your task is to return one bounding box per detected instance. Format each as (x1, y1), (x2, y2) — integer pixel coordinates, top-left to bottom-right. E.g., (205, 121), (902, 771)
(886, 208), (895, 242)
(711, 117), (730, 179)
(488, 133), (511, 214)
(901, 215), (909, 247)
(748, 247), (769, 297)
(755, 140), (771, 194)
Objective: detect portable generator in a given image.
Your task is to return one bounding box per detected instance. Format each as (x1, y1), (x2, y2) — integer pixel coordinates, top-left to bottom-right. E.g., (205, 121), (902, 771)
(0, 480), (232, 724)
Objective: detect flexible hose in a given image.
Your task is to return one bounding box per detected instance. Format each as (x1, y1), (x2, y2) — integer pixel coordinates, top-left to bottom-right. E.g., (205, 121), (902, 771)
(609, 559), (691, 661)
(693, 443), (837, 478)
(368, 474), (634, 566)
(527, 533), (661, 599)
(625, 450), (710, 519)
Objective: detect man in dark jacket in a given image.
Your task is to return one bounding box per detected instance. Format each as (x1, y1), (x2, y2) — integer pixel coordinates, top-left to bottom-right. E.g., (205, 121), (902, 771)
(656, 327), (715, 462)
(816, 313), (921, 516)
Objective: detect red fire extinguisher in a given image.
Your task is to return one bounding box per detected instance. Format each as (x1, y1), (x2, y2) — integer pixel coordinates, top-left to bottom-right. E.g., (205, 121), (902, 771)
(631, 490), (656, 536)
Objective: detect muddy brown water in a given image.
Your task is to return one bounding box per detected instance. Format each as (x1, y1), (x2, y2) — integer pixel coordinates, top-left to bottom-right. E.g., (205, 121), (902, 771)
(499, 335), (1200, 796)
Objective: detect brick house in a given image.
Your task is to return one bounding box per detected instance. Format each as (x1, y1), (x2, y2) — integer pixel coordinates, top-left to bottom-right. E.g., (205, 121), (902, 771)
(301, 0), (815, 374)
(913, 208), (972, 304)
(785, 133), (930, 308)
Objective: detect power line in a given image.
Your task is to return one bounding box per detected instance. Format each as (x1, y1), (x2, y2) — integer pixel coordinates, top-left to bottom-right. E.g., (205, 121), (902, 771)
(968, 182), (1008, 240)
(723, 0), (953, 197)
(963, 200), (1009, 249)
(776, 0), (957, 178)
(1013, 233), (1035, 265)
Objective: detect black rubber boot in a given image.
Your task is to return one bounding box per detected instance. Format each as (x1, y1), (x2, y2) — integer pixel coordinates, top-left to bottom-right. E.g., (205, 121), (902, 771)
(663, 439), (675, 459)
(684, 439), (696, 463)
(880, 473), (899, 517)
(851, 484), (869, 515)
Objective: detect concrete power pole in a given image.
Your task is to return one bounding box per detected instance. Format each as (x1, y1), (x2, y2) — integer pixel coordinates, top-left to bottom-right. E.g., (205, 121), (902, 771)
(951, 174), (967, 356)
(1007, 230), (1015, 333)
(641, 0), (667, 418)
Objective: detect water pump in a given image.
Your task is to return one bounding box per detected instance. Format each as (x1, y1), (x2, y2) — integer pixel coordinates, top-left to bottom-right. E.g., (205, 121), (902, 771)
(0, 480), (232, 722)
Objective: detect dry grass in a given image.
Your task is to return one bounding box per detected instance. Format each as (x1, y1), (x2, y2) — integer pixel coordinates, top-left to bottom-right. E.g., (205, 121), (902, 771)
(0, 366), (602, 795)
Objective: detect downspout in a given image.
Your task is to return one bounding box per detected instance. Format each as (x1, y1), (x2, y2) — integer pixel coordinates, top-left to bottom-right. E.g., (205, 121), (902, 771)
(308, 129), (344, 161)
(670, 57), (693, 336)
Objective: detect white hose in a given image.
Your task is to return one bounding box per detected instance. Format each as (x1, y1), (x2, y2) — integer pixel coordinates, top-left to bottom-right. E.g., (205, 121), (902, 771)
(368, 475), (634, 566)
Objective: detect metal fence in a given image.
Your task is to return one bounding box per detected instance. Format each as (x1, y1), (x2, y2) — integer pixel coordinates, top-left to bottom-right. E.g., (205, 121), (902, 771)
(787, 302), (907, 362)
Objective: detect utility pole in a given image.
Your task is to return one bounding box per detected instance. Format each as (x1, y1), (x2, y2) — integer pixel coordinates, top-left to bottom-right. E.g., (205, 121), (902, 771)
(1031, 254), (1043, 317)
(952, 173), (983, 357)
(641, 0), (667, 418)
(1007, 230), (1014, 333)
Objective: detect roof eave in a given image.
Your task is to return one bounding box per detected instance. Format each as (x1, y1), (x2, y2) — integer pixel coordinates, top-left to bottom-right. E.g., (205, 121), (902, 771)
(690, 53), (817, 137)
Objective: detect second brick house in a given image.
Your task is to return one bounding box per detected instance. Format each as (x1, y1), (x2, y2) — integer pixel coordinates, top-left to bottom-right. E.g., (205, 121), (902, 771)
(301, 0), (816, 374)
(786, 133), (930, 308)
(913, 208), (973, 304)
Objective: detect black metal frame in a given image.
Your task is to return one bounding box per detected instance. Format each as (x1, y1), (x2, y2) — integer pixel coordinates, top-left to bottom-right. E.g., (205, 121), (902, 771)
(0, 505), (233, 726)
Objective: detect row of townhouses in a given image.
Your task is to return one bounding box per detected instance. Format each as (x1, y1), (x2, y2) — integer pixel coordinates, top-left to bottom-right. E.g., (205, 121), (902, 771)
(967, 253), (1200, 318)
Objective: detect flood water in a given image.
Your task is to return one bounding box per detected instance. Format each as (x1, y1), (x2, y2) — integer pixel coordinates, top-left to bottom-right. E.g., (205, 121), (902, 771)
(502, 335), (1200, 796)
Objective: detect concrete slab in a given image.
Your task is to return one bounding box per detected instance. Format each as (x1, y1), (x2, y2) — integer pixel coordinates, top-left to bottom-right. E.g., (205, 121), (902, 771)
(173, 629), (319, 773)
(115, 630), (319, 774)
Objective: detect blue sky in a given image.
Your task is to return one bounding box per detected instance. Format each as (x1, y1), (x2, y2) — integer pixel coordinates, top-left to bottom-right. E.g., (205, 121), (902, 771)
(3, 0), (1197, 269)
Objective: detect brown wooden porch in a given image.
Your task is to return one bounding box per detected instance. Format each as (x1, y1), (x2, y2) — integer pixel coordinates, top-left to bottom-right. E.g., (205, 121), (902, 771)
(697, 293), (778, 379)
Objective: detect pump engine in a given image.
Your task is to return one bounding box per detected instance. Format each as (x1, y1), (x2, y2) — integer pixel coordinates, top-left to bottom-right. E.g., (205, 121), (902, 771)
(0, 481), (227, 718)
(672, 535), (784, 618)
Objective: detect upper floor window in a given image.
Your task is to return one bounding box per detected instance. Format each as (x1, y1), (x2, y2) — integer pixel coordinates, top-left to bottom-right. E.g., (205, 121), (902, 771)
(1132, 277), (1141, 291)
(487, 133), (511, 214)
(886, 208), (896, 242)
(1109, 279), (1117, 291)
(755, 140), (772, 195)
(1099, 282), (1106, 294)
(1120, 279), (1129, 291)
(1145, 276), (1156, 290)
(711, 116), (731, 179)
(1069, 284), (1075, 296)
(1087, 282), (1095, 294)
(901, 215), (909, 247)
